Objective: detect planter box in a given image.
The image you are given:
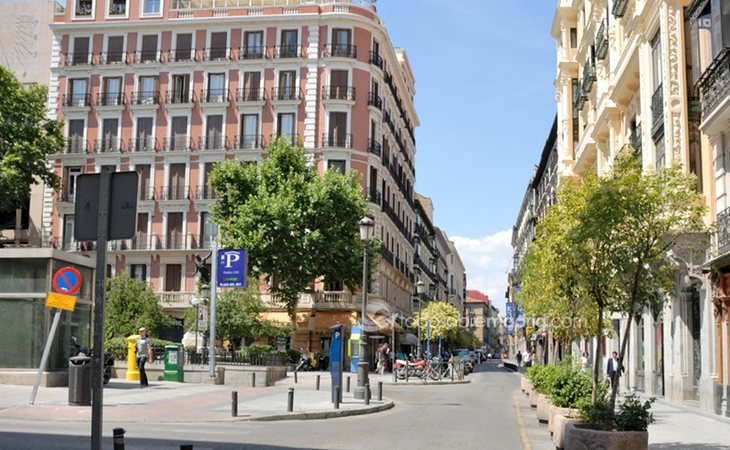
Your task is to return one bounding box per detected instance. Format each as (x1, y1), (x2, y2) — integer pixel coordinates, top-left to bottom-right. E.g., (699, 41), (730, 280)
(529, 390), (539, 408)
(536, 394), (551, 423)
(521, 376), (531, 392)
(552, 414), (581, 449)
(564, 423), (648, 450)
(548, 405), (578, 434)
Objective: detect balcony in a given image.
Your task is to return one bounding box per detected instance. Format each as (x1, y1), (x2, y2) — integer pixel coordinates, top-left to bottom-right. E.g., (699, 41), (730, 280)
(58, 188), (75, 203)
(158, 292), (193, 308)
(95, 92), (124, 107)
(158, 185), (190, 201)
(167, 48), (195, 63)
(630, 123), (642, 155)
(111, 233), (152, 251)
(236, 87), (264, 102)
(138, 185), (155, 201)
(230, 134), (265, 150)
(271, 87), (301, 101)
(64, 52), (92, 66)
(368, 138), (382, 157)
(323, 44), (357, 59)
(199, 88), (230, 103)
(581, 61), (596, 93)
(573, 83), (586, 111)
(368, 189), (381, 205)
(62, 93), (92, 108)
(697, 49), (730, 125)
(239, 46), (265, 60)
(128, 91), (161, 105)
(127, 136), (158, 152)
(612, 0), (628, 18)
(272, 45), (303, 58)
(169, 0), (376, 10)
(96, 51), (126, 65)
(194, 184), (217, 200)
(311, 291), (358, 310)
(132, 50), (162, 64)
(369, 51), (383, 69)
(321, 133), (352, 148)
(596, 20), (608, 60)
(718, 206), (730, 255)
(63, 138), (90, 154)
(651, 84), (664, 137)
(166, 90), (194, 105)
(198, 134), (225, 151)
(162, 136), (193, 152)
(94, 137), (122, 153)
(368, 92), (382, 110)
(202, 47), (230, 61)
(322, 85), (355, 101)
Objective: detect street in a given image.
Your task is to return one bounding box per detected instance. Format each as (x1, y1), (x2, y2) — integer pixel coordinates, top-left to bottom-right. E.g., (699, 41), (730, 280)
(0, 362), (551, 450)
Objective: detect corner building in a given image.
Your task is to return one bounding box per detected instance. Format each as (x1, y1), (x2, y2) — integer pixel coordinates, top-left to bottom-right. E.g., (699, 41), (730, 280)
(48, 0), (420, 352)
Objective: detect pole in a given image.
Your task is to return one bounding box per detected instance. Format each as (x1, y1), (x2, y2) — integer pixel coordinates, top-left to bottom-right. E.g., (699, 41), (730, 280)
(416, 297), (422, 359)
(112, 428), (125, 450)
(91, 171), (111, 450)
(287, 388), (294, 412)
(426, 320), (431, 357)
(30, 310), (63, 404)
(208, 244), (218, 378)
(231, 391), (238, 417)
(194, 304), (199, 353)
(355, 245), (369, 399)
(391, 312), (396, 382)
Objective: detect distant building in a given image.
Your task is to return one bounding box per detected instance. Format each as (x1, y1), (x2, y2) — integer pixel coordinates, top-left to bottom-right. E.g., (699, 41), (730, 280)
(465, 290), (490, 348)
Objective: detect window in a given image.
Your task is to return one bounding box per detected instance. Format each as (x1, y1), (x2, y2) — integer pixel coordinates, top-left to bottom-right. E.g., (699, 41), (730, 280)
(166, 212), (184, 248)
(63, 215), (75, 250)
(136, 164), (151, 200)
(277, 70), (296, 100)
(209, 32), (227, 60)
(240, 114), (259, 148)
(138, 76), (158, 104)
(141, 0), (162, 16)
(332, 28), (351, 56)
(165, 264), (182, 291)
(171, 74), (190, 103)
(140, 34), (159, 63)
(207, 73), (226, 102)
(169, 116), (188, 151)
(100, 118), (119, 152)
(101, 77), (122, 105)
(74, 0), (94, 18)
(655, 135), (665, 172)
(108, 0), (127, 17)
(135, 117), (154, 151)
(242, 71), (261, 100)
(106, 36), (124, 63)
(68, 119), (85, 153)
(329, 69), (348, 99)
(130, 264), (147, 281)
(651, 32), (662, 90)
(204, 115), (223, 149)
(569, 28), (577, 48)
(174, 33), (193, 62)
(327, 160), (346, 174)
(327, 111), (348, 147)
(200, 212), (218, 247)
(277, 113), (295, 142)
(72, 37), (90, 65)
(63, 167), (82, 201)
(243, 31), (263, 59)
(69, 78), (88, 106)
(325, 280), (343, 291)
(280, 29), (298, 57)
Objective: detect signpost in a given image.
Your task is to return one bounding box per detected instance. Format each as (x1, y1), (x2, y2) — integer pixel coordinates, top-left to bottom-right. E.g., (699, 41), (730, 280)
(329, 324), (344, 403)
(30, 268), (82, 404)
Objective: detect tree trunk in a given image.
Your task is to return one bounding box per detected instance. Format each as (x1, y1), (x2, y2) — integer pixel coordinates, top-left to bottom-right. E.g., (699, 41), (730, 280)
(610, 311), (636, 411)
(592, 305), (604, 403)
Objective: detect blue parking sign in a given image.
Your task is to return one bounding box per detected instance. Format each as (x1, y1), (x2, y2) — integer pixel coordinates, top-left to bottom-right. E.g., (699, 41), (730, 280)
(217, 249), (247, 288)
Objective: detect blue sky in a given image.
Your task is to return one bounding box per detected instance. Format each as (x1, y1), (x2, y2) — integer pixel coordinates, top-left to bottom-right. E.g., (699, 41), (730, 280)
(376, 0), (557, 311)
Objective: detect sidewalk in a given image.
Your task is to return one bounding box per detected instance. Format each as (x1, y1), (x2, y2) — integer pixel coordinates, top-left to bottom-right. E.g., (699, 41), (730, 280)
(0, 371), (393, 423)
(647, 398), (730, 449)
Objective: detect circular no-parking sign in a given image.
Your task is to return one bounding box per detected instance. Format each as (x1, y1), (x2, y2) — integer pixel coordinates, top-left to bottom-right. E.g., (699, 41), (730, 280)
(52, 267), (83, 295)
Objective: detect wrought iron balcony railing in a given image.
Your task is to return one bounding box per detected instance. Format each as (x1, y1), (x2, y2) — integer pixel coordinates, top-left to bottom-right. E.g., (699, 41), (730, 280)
(368, 92), (382, 109)
(198, 134), (225, 150)
(573, 83), (586, 111)
(96, 51), (126, 65)
(195, 184), (218, 200)
(94, 138), (122, 153)
(369, 51), (383, 69)
(323, 44), (357, 59)
(231, 134), (265, 150)
(166, 90), (194, 104)
(651, 84), (664, 136)
(129, 91), (161, 105)
(239, 46), (265, 60)
(66, 52), (92, 66)
(321, 133), (352, 148)
(127, 136), (158, 152)
(630, 123), (642, 155)
(95, 92), (124, 107)
(322, 85), (355, 101)
(202, 47), (230, 61)
(612, 0), (628, 18)
(158, 185), (190, 201)
(718, 206), (730, 255)
(236, 87), (264, 102)
(169, 0), (376, 10)
(162, 135), (193, 151)
(271, 87), (301, 101)
(581, 61), (596, 93)
(697, 49), (730, 120)
(132, 50), (162, 64)
(199, 88), (230, 103)
(272, 45), (303, 58)
(596, 20), (608, 60)
(167, 48), (195, 63)
(62, 93), (92, 107)
(368, 138), (382, 157)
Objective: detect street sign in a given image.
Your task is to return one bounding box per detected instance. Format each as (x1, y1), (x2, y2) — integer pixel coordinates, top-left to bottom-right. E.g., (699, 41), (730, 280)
(52, 266), (82, 295)
(45, 292), (77, 311)
(74, 172), (139, 241)
(217, 249), (248, 288)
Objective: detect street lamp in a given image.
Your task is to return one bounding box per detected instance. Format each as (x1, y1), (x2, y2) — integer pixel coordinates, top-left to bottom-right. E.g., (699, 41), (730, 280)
(192, 284), (209, 354)
(354, 216), (375, 400)
(415, 279), (425, 359)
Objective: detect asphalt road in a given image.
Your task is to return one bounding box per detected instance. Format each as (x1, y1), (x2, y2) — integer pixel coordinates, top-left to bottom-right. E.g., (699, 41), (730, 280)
(0, 362), (551, 450)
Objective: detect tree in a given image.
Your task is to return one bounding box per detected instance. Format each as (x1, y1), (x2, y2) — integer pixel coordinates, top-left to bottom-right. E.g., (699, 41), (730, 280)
(209, 138), (374, 324)
(105, 274), (173, 341)
(214, 282), (290, 344)
(0, 66), (63, 215)
(415, 301), (460, 340)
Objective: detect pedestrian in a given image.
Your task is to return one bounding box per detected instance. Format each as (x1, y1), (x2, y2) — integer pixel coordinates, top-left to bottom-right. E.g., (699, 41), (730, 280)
(579, 351), (590, 372)
(375, 343), (385, 375)
(606, 351), (624, 388)
(135, 327), (153, 388)
(516, 350), (523, 368)
(382, 342), (390, 373)
(524, 349), (532, 368)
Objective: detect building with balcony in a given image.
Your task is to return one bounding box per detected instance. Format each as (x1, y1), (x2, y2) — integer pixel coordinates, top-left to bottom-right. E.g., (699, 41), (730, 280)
(413, 194), (440, 303)
(444, 234), (467, 315)
(551, 0), (720, 416)
(46, 0), (422, 353)
(465, 290), (490, 349)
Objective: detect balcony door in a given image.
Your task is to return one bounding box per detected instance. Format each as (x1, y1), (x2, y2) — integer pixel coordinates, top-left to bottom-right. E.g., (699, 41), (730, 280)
(244, 31), (263, 58)
(328, 112), (347, 147)
(165, 264), (182, 291)
(102, 77), (122, 105)
(72, 37), (89, 65)
(63, 214), (75, 249)
(138, 76), (158, 104)
(330, 70), (348, 99)
(134, 212), (149, 249)
(166, 212), (183, 249)
(107, 36), (124, 63)
(200, 211), (218, 247)
(101, 118), (119, 152)
(242, 71), (260, 100)
(278, 71), (296, 100)
(170, 116), (188, 150)
(277, 113), (295, 142)
(205, 115), (223, 149)
(68, 119), (85, 152)
(174, 33), (193, 61)
(240, 114), (258, 148)
(209, 32), (227, 59)
(135, 164), (151, 200)
(280, 29), (298, 57)
(69, 78), (88, 106)
(63, 167), (82, 201)
(168, 163), (186, 199)
(141, 34), (158, 62)
(207, 73), (226, 102)
(332, 28), (351, 56)
(136, 117), (154, 151)
(171, 74), (190, 103)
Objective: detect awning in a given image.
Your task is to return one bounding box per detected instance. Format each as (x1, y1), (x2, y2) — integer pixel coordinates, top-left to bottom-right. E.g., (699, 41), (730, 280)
(403, 333), (419, 345)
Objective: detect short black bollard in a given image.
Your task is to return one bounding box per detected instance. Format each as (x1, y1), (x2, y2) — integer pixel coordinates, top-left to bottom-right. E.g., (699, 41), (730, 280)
(377, 381), (382, 401)
(231, 391), (238, 417)
(316, 375), (320, 390)
(251, 372), (256, 388)
(113, 428), (125, 450)
(365, 383), (370, 405)
(294, 371), (298, 383)
(334, 386), (341, 410)
(287, 388), (294, 412)
(345, 375), (350, 393)
(180, 446), (193, 450)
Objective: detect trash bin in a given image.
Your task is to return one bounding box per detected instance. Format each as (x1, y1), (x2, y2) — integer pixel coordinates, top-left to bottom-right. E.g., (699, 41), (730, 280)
(163, 344), (184, 382)
(68, 355), (92, 406)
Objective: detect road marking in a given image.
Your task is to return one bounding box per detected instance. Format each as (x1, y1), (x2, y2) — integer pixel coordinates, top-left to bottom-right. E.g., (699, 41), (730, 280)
(513, 390), (531, 450)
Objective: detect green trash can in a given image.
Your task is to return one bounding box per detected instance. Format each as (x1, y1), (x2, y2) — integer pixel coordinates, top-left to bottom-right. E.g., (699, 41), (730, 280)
(163, 344), (184, 382)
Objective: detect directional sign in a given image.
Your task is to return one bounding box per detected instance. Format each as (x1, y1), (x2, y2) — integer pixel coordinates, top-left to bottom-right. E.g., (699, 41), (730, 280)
(217, 249), (248, 288)
(52, 267), (82, 295)
(45, 292), (77, 311)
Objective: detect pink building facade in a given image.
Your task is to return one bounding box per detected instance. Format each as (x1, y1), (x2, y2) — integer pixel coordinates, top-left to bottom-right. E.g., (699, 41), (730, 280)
(48, 0), (419, 345)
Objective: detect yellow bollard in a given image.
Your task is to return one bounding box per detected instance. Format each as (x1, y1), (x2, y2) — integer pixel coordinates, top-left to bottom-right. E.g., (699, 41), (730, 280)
(126, 334), (140, 381)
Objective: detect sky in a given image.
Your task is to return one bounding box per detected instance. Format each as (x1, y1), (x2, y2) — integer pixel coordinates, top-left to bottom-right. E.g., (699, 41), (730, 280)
(376, 0), (558, 313)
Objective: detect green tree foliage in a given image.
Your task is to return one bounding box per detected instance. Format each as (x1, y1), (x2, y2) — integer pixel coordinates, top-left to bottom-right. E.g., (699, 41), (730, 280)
(0, 66), (63, 213)
(105, 274), (173, 341)
(415, 301), (460, 339)
(214, 286), (290, 343)
(209, 138), (374, 322)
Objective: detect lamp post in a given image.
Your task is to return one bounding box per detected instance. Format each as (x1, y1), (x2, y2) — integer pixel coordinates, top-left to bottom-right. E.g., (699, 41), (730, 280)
(415, 280), (425, 359)
(354, 216), (374, 400)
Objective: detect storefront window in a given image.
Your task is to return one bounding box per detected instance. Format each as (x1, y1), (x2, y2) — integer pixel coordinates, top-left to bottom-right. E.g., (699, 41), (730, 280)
(0, 298), (45, 368)
(0, 259), (48, 293)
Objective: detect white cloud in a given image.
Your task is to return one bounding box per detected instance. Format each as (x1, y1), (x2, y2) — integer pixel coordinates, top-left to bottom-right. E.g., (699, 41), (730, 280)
(451, 230), (513, 315)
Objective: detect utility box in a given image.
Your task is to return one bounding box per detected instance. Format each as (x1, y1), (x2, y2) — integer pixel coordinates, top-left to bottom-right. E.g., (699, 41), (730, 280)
(68, 355), (91, 405)
(163, 344), (184, 382)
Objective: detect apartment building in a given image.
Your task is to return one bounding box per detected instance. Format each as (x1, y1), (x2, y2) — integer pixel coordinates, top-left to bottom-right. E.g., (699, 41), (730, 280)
(445, 236), (467, 315)
(551, 0), (725, 416)
(413, 194), (440, 303)
(47, 0), (420, 350)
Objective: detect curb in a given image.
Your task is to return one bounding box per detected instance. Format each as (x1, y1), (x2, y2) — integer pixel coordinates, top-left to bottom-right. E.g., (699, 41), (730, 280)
(245, 399), (395, 421)
(381, 380), (471, 386)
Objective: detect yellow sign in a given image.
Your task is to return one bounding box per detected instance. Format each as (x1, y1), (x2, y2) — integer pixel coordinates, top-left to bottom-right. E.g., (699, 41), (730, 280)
(45, 292), (77, 311)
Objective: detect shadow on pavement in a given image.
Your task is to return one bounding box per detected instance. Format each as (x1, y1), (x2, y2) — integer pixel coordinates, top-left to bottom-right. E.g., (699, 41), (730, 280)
(650, 444), (730, 450)
(0, 431), (333, 450)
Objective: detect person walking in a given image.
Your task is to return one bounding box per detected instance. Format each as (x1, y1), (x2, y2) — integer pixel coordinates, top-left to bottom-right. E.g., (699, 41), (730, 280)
(606, 351), (623, 389)
(579, 351), (590, 372)
(516, 350), (523, 368)
(524, 349), (532, 368)
(136, 327), (153, 388)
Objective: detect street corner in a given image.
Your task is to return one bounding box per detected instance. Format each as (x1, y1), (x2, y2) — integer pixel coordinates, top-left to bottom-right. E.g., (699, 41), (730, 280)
(244, 397), (395, 422)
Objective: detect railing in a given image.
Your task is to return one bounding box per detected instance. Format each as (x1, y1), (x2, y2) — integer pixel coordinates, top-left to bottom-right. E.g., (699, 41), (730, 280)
(272, 44), (303, 58)
(596, 20), (608, 60)
(183, 348), (288, 367)
(236, 87), (264, 102)
(368, 138), (382, 157)
(153, 234), (199, 250)
(131, 50), (162, 64)
(195, 184), (217, 200)
(138, 186), (155, 201)
(167, 48), (195, 63)
(573, 82), (585, 111)
(239, 46), (265, 60)
(651, 84), (664, 136)
(127, 136), (158, 152)
(162, 136), (193, 151)
(697, 49), (730, 120)
(95, 92), (124, 106)
(321, 133), (352, 148)
(323, 44), (357, 59)
(201, 47), (230, 61)
(368, 92), (382, 109)
(159, 185), (190, 200)
(581, 61), (596, 93)
(199, 88), (230, 103)
(96, 51), (126, 65)
(64, 138), (90, 154)
(380, 246), (394, 266)
(128, 91), (161, 105)
(62, 93), (92, 107)
(166, 90), (194, 104)
(110, 233), (152, 250)
(369, 189), (381, 205)
(271, 87), (301, 101)
(322, 85), (356, 101)
(94, 138), (122, 153)
(66, 52), (92, 66)
(157, 292), (193, 306)
(171, 0), (375, 10)
(231, 134), (265, 149)
(369, 51), (383, 69)
(198, 134), (225, 150)
(612, 0), (628, 18)
(718, 206), (730, 255)
(312, 291), (358, 308)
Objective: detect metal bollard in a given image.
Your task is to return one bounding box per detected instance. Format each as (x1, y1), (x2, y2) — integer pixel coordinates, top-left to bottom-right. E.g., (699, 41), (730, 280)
(252, 372), (256, 388)
(316, 375), (320, 390)
(231, 391), (238, 417)
(287, 388), (294, 412)
(406, 361), (409, 382)
(377, 381), (382, 401)
(345, 375), (350, 393)
(365, 383), (370, 405)
(180, 446), (193, 450)
(113, 428), (125, 450)
(294, 371), (298, 383)
(334, 386), (340, 410)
